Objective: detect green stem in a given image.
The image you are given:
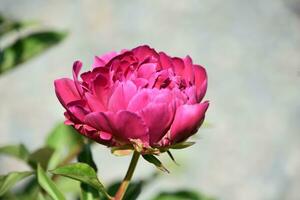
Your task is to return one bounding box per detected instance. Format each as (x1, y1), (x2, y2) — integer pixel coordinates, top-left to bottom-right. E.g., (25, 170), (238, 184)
(114, 151), (140, 200)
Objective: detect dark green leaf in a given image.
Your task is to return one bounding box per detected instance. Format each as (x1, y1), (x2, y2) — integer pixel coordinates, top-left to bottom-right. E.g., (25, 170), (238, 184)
(50, 163), (109, 199)
(166, 150), (178, 165)
(0, 171), (33, 196)
(142, 155), (169, 173)
(77, 144), (97, 171)
(107, 181), (143, 200)
(0, 144), (29, 161)
(168, 142), (195, 150)
(80, 183), (99, 200)
(28, 147), (55, 170)
(151, 190), (216, 200)
(77, 143), (101, 200)
(36, 164), (65, 200)
(0, 31), (67, 74)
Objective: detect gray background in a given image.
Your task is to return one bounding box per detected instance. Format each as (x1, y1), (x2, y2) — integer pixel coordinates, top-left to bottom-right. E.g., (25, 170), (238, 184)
(0, 0), (300, 199)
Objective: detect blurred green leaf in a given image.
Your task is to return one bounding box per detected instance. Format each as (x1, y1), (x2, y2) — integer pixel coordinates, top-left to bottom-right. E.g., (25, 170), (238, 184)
(0, 144), (30, 161)
(0, 31), (67, 74)
(77, 143), (102, 200)
(142, 155), (169, 173)
(0, 15), (24, 37)
(0, 171), (33, 196)
(46, 123), (83, 152)
(37, 164), (65, 200)
(50, 163), (109, 199)
(28, 147), (55, 170)
(151, 190), (216, 200)
(46, 123), (83, 168)
(107, 181), (143, 200)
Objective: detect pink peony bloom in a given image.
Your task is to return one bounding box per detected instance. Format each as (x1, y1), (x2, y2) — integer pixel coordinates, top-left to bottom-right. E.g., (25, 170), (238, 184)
(54, 45), (209, 153)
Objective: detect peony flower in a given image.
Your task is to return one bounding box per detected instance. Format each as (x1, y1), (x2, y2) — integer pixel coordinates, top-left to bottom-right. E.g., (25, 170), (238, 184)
(54, 45), (209, 154)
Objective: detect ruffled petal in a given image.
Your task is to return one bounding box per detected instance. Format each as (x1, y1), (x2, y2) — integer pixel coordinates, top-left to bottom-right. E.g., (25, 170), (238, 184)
(54, 78), (81, 108)
(170, 101), (209, 143)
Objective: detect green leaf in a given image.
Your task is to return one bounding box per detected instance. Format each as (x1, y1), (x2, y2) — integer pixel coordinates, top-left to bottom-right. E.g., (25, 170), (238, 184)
(77, 143), (102, 200)
(36, 164), (65, 200)
(0, 171), (33, 196)
(80, 183), (99, 200)
(0, 15), (23, 37)
(0, 31), (67, 75)
(28, 147), (55, 170)
(50, 163), (109, 199)
(46, 123), (83, 152)
(0, 144), (30, 161)
(46, 123), (83, 168)
(107, 181), (143, 200)
(77, 144), (97, 171)
(168, 142), (195, 150)
(142, 155), (169, 173)
(151, 190), (216, 200)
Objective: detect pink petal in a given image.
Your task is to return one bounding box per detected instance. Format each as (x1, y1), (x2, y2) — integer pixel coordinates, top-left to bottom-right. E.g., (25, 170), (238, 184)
(159, 52), (172, 70)
(170, 101), (209, 143)
(194, 65), (207, 102)
(108, 80), (137, 112)
(67, 104), (89, 122)
(114, 111), (149, 143)
(54, 78), (81, 108)
(85, 93), (107, 112)
(137, 63), (157, 79)
(132, 45), (158, 63)
(183, 56), (195, 83)
(92, 51), (118, 68)
(127, 89), (151, 112)
(84, 111), (115, 134)
(140, 103), (174, 145)
(172, 57), (185, 77)
(72, 61), (83, 95)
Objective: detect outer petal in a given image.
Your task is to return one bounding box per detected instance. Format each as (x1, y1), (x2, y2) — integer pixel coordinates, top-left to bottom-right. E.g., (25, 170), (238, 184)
(132, 45), (158, 64)
(183, 56), (195, 83)
(172, 57), (185, 77)
(84, 111), (115, 134)
(114, 111), (149, 143)
(159, 52), (172, 70)
(194, 65), (207, 102)
(92, 51), (118, 68)
(72, 61), (83, 95)
(54, 78), (81, 108)
(140, 103), (174, 145)
(170, 101), (209, 143)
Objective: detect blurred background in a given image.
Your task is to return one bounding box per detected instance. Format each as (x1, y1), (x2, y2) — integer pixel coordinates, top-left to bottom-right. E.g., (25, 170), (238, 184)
(0, 0), (300, 199)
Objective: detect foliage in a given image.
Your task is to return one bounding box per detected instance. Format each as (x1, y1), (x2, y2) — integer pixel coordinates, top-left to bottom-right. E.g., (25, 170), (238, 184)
(0, 14), (66, 75)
